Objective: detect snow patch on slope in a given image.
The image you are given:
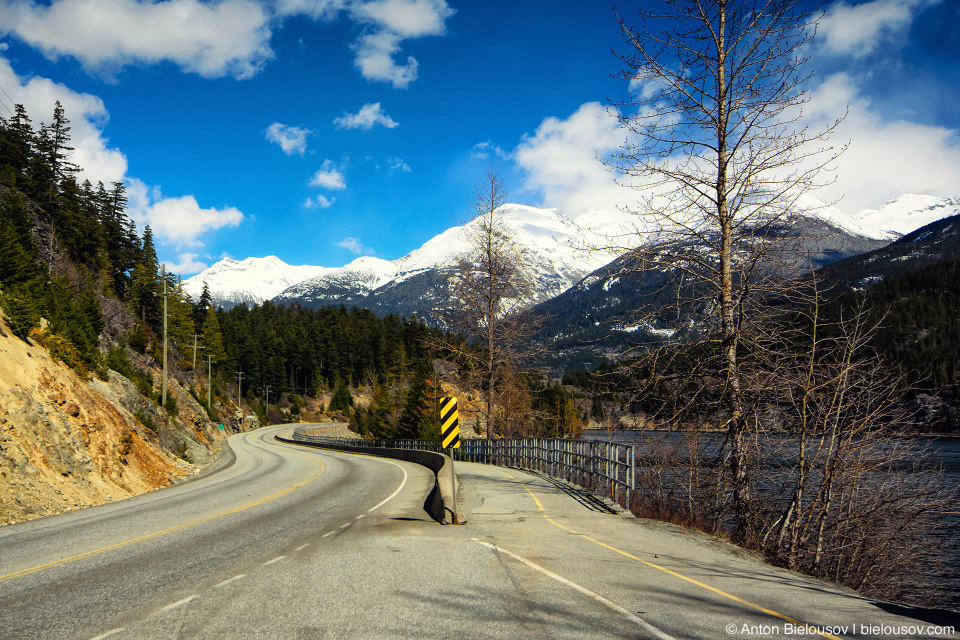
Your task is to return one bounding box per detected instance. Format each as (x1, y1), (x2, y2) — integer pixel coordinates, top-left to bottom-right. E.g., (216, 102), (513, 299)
(183, 256), (333, 307)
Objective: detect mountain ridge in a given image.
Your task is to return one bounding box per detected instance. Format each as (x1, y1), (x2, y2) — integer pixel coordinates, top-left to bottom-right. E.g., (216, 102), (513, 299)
(183, 194), (960, 314)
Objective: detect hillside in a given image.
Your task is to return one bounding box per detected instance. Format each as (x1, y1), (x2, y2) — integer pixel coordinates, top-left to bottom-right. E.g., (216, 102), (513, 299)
(529, 215), (888, 371)
(808, 212), (960, 295)
(0, 102), (257, 525)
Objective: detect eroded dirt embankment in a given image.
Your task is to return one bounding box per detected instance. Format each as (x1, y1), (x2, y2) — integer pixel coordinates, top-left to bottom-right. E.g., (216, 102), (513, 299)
(0, 315), (228, 526)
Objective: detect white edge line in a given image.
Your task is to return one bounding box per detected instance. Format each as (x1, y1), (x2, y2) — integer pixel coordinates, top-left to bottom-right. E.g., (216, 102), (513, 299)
(366, 458), (409, 513)
(88, 629), (124, 640)
(161, 595), (198, 612)
(214, 574), (246, 588)
(263, 555), (286, 566)
(282, 436), (407, 513)
(474, 540), (678, 640)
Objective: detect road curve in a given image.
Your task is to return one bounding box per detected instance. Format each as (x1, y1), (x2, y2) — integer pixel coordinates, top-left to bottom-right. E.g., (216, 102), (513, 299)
(0, 425), (434, 640)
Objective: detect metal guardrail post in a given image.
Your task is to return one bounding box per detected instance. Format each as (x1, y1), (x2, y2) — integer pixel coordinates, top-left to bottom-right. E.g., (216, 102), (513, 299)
(289, 428), (642, 513)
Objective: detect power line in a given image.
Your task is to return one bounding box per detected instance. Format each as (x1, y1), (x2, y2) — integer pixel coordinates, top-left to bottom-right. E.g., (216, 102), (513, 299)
(0, 82), (16, 117)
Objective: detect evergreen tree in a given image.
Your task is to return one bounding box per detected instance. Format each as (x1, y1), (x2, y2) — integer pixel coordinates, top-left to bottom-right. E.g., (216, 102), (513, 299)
(202, 306), (228, 363)
(193, 281), (212, 328)
(167, 278), (197, 362)
(328, 380), (353, 413)
(129, 226), (161, 328)
(2, 105), (34, 183)
(397, 360), (439, 439)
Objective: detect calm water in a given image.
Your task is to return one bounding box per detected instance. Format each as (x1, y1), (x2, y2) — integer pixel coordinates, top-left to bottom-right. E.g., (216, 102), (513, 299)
(583, 430), (960, 610)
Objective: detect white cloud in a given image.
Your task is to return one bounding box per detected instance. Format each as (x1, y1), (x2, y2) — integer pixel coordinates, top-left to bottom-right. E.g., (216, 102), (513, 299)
(333, 102), (398, 130)
(275, 0), (347, 20)
(513, 102), (627, 219)
(310, 159), (346, 190)
(303, 194), (335, 209)
(0, 0), (273, 79)
(337, 237), (374, 255)
(163, 252), (208, 275)
(471, 140), (508, 160)
(351, 0), (453, 38)
(349, 0), (454, 88)
(272, 0), (455, 88)
(0, 54), (127, 185)
(350, 30), (419, 88)
(0, 53), (250, 252)
(818, 0), (938, 58)
(126, 179), (245, 248)
(265, 122), (312, 155)
(802, 72), (960, 213)
(388, 156), (410, 172)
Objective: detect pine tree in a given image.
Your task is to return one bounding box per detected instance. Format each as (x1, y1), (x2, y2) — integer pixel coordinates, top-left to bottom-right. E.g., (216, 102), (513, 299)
(2, 105), (34, 183)
(46, 102), (79, 184)
(167, 278), (197, 361)
(397, 360), (439, 439)
(193, 282), (212, 329)
(202, 306), (228, 363)
(129, 226), (161, 328)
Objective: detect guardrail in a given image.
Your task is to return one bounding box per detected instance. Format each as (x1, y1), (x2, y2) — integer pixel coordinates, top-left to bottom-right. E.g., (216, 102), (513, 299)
(291, 428), (637, 511)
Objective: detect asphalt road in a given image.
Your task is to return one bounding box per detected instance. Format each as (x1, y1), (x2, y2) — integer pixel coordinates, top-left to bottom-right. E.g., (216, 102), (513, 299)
(2, 426), (957, 640)
(0, 425), (433, 640)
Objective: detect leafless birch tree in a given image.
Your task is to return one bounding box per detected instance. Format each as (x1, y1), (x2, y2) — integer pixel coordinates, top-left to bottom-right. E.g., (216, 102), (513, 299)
(445, 169), (539, 439)
(609, 0), (844, 536)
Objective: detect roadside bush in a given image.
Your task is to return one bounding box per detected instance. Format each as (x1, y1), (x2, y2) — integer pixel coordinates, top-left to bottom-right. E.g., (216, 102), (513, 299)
(133, 411), (157, 432)
(105, 345), (135, 379)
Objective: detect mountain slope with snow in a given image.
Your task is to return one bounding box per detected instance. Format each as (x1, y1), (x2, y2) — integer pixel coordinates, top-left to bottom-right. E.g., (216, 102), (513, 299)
(275, 204), (617, 312)
(183, 195), (959, 313)
(182, 256), (333, 308)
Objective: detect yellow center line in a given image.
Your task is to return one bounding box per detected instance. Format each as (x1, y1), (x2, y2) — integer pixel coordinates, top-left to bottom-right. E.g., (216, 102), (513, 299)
(0, 429), (326, 584)
(495, 468), (545, 511)
(500, 470), (842, 640)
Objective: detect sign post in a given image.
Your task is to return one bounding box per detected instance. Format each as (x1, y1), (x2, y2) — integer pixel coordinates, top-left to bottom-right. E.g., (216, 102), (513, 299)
(439, 396), (460, 524)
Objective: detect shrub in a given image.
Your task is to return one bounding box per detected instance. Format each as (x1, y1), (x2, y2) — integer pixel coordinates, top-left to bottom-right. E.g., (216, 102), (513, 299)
(105, 345), (135, 379)
(133, 411), (157, 432)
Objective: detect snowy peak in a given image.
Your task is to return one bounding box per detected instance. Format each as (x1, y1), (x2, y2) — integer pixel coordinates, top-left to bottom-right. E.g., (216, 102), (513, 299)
(183, 194), (960, 312)
(183, 256), (333, 308)
(855, 195), (960, 240)
(278, 204), (612, 309)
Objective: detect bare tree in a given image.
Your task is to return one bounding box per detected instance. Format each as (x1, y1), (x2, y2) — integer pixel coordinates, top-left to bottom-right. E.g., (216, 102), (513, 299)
(609, 0), (844, 536)
(445, 169), (539, 439)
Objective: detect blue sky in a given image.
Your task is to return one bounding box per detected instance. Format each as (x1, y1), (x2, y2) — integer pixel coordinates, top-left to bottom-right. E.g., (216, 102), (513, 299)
(0, 0), (957, 276)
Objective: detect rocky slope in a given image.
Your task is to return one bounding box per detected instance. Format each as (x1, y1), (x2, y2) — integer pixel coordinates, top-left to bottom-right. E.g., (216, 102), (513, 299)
(0, 312), (232, 526)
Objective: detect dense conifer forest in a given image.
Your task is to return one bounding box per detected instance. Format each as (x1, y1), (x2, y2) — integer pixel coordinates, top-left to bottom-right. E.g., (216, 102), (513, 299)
(0, 101), (583, 439)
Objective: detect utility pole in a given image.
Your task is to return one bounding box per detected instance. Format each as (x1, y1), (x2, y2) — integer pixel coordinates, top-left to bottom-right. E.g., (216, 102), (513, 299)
(207, 354), (214, 414)
(191, 334), (202, 378)
(265, 385), (271, 410)
(237, 371), (244, 408)
(161, 267), (168, 408)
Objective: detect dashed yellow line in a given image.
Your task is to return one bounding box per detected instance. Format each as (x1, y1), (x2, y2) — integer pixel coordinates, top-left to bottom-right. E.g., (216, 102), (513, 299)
(500, 469), (842, 640)
(0, 429), (325, 584)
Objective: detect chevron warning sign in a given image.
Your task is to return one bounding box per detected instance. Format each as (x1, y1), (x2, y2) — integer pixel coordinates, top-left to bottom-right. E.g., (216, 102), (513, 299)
(439, 396), (460, 449)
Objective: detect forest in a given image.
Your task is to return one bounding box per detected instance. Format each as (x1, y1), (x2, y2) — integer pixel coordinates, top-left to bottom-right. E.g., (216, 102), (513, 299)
(0, 101), (584, 440)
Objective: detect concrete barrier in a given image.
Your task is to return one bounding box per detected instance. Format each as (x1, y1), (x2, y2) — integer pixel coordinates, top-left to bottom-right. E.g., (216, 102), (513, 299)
(275, 434), (460, 524)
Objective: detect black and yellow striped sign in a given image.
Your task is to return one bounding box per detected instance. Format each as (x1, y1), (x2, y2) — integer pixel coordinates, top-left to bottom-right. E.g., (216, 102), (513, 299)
(439, 396), (460, 449)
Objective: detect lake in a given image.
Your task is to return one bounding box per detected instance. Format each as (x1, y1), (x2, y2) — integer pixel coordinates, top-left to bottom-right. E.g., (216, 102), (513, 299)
(583, 429), (960, 611)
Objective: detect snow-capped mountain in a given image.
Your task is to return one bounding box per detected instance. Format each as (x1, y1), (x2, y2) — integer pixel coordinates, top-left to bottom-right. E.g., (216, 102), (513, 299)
(183, 195), (959, 315)
(811, 194), (960, 241)
(275, 204), (618, 313)
(182, 256), (333, 308)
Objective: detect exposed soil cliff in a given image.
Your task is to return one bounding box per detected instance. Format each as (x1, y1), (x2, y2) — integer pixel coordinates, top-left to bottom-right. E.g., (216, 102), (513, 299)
(0, 313), (232, 526)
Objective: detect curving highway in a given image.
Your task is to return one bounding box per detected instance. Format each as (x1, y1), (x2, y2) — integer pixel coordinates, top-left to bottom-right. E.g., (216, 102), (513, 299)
(0, 425), (434, 640)
(2, 425), (955, 640)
